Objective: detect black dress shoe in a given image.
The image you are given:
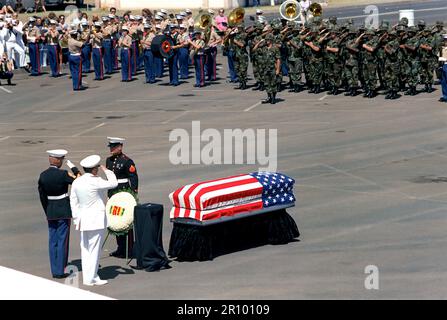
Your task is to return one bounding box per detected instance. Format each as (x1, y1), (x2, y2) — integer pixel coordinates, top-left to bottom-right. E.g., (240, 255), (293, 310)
(109, 250), (126, 258)
(439, 97), (447, 102)
(53, 273), (69, 279)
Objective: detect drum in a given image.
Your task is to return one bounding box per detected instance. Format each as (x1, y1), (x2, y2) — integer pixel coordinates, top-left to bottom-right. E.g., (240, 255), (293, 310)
(106, 192), (137, 233)
(151, 35), (175, 59)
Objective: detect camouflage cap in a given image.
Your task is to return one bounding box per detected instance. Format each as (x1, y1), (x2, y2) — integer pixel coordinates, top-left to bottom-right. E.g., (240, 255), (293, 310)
(418, 19), (426, 26)
(265, 33), (274, 41)
(407, 26), (417, 33)
(365, 29), (375, 36)
(399, 17), (409, 26)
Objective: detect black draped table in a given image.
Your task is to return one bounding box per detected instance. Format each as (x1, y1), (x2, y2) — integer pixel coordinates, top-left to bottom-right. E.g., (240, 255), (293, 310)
(132, 203), (171, 271)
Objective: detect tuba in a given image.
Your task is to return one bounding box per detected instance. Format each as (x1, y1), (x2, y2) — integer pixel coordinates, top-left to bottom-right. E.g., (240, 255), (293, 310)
(309, 3), (323, 17)
(194, 13), (212, 44)
(228, 7), (245, 28)
(279, 0), (301, 21)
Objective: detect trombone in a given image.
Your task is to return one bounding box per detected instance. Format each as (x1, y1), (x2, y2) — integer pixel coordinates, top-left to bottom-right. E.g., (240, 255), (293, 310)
(279, 0), (301, 22)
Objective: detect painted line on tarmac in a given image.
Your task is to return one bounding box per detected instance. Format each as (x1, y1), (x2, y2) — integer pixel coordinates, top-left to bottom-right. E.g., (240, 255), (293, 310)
(244, 101), (262, 112)
(0, 87), (12, 94)
(0, 136), (10, 142)
(162, 111), (190, 124)
(72, 122), (106, 137)
(319, 95), (329, 101)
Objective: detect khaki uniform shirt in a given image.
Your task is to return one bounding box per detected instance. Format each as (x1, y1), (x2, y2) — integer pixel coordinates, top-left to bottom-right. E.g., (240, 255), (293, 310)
(68, 37), (84, 54)
(119, 34), (133, 48)
(142, 32), (155, 50)
(92, 31), (103, 48)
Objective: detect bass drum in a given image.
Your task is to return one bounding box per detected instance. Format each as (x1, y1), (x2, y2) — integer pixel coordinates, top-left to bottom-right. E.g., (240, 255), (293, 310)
(151, 35), (175, 59)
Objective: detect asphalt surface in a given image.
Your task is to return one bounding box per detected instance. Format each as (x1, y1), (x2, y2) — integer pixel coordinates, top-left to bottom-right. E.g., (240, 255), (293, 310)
(1, 0), (447, 300)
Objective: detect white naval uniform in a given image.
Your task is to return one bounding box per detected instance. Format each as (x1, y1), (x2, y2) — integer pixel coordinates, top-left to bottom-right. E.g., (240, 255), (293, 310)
(70, 169), (118, 285)
(5, 27), (26, 67)
(0, 28), (6, 57)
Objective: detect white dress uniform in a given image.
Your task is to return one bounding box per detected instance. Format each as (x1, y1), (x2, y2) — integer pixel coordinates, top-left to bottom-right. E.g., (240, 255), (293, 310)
(5, 23), (26, 67)
(70, 155), (118, 286)
(0, 24), (6, 57)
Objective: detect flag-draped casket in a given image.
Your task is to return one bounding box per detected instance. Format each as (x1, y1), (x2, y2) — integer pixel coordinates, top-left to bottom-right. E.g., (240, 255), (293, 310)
(168, 172), (300, 261)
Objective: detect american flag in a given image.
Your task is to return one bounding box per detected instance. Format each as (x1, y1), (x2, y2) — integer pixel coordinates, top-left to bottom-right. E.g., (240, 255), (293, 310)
(170, 172), (295, 221)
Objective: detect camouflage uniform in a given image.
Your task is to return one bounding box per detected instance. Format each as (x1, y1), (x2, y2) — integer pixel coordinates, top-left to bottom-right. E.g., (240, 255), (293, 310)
(307, 28), (324, 93)
(362, 30), (379, 97)
(343, 30), (361, 96)
(233, 27), (249, 89)
(403, 27), (420, 95)
(261, 34), (281, 104)
(287, 26), (304, 92)
(326, 32), (343, 95)
(384, 31), (401, 99)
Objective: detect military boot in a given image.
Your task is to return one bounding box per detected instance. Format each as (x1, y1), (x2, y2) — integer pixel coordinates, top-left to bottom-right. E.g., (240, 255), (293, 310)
(252, 82), (261, 91)
(425, 84), (434, 93)
(390, 90), (399, 100)
(314, 85), (321, 94)
(262, 94), (272, 104)
(294, 84), (302, 93)
(259, 83), (265, 91)
(271, 93), (277, 105)
(309, 85), (315, 93)
(332, 87), (339, 96)
(385, 90), (393, 99)
(240, 81), (247, 90)
(363, 89), (370, 98)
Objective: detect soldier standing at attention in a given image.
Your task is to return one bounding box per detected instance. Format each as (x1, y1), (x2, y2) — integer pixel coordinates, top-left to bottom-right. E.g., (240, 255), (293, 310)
(80, 22), (92, 73)
(45, 20), (61, 78)
(119, 26), (133, 82)
(256, 33), (280, 105)
(361, 30), (380, 98)
(233, 24), (248, 90)
(106, 137), (139, 259)
(38, 150), (80, 279)
(189, 31), (206, 88)
(68, 29), (86, 91)
(142, 23), (156, 84)
(26, 17), (42, 76)
(384, 30), (401, 100)
(287, 24), (304, 93)
(92, 22), (104, 81)
(343, 27), (363, 96)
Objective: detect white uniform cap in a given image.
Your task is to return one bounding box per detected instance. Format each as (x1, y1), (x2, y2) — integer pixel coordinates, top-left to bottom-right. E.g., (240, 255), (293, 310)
(122, 26), (129, 31)
(70, 29), (78, 35)
(144, 23), (151, 29)
(160, 9), (167, 14)
(208, 9), (215, 15)
(129, 15), (135, 21)
(102, 16), (109, 21)
(94, 22), (102, 27)
(176, 15), (183, 20)
(155, 24), (161, 29)
(108, 14), (115, 19)
(50, 19), (57, 25)
(47, 149), (68, 158)
(107, 137), (126, 146)
(29, 17), (36, 22)
(180, 24), (187, 29)
(180, 12), (186, 17)
(80, 155), (101, 169)
(256, 9), (263, 14)
(185, 9), (192, 14)
(5, 18), (12, 23)
(155, 15), (162, 20)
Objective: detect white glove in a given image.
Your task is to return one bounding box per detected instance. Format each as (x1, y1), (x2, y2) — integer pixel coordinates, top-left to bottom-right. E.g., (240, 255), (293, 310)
(73, 218), (80, 231)
(66, 160), (75, 169)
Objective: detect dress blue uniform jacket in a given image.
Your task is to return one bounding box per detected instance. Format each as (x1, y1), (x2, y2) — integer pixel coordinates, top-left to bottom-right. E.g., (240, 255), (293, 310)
(106, 153), (139, 197)
(38, 166), (79, 220)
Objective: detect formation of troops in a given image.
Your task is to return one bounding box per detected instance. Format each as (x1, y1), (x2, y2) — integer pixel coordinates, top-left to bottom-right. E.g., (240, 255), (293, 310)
(0, 6), (445, 100)
(226, 16), (446, 104)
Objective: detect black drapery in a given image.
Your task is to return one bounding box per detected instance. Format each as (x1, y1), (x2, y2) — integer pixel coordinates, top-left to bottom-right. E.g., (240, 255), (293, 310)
(132, 203), (170, 271)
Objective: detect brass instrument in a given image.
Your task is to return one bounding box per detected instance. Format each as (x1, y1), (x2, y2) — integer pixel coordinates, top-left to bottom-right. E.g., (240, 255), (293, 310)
(228, 8), (245, 28)
(279, 0), (301, 21)
(309, 3), (323, 17)
(193, 12), (212, 44)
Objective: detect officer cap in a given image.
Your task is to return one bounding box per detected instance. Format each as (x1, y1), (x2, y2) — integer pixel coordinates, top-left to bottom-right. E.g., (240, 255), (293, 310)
(102, 16), (109, 22)
(49, 19), (57, 25)
(108, 14), (115, 19)
(47, 149), (68, 158)
(160, 9), (167, 15)
(121, 26), (129, 32)
(208, 9), (215, 15)
(176, 15), (183, 20)
(80, 155), (101, 169)
(94, 22), (102, 27)
(144, 23), (151, 29)
(180, 24), (187, 29)
(107, 137), (126, 147)
(256, 9), (263, 15)
(155, 15), (162, 20)
(185, 9), (192, 14)
(29, 17), (36, 22)
(179, 12), (187, 17)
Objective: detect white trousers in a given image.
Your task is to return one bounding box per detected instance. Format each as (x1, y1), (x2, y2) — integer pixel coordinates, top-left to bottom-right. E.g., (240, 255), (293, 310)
(80, 229), (104, 285)
(6, 42), (26, 67)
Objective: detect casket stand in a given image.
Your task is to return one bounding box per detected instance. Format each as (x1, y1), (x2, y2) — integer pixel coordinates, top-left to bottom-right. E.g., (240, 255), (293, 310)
(168, 204), (299, 262)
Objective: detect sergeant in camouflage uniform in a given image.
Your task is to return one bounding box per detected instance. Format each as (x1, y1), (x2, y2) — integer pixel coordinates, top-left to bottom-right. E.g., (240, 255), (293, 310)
(287, 24), (304, 93)
(251, 23), (265, 91)
(419, 28), (436, 93)
(343, 27), (363, 96)
(233, 24), (249, 90)
(254, 33), (280, 104)
(325, 30), (345, 95)
(361, 30), (379, 98)
(402, 27), (420, 96)
(384, 30), (401, 99)
(376, 22), (389, 90)
(272, 21), (283, 92)
(305, 27), (326, 93)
